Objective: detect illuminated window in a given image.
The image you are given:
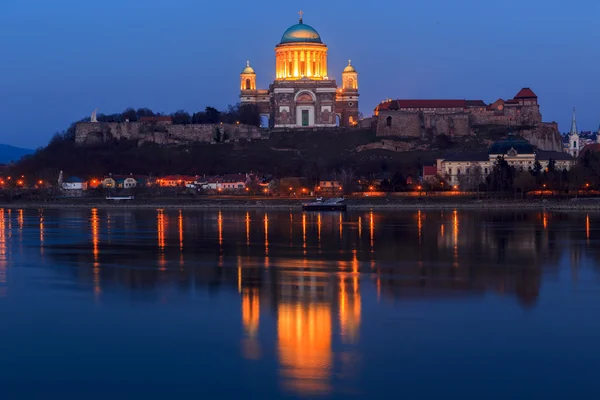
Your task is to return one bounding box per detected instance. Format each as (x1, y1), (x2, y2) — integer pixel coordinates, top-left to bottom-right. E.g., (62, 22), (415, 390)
(300, 61), (306, 76)
(245, 79), (251, 90)
(288, 62), (293, 76)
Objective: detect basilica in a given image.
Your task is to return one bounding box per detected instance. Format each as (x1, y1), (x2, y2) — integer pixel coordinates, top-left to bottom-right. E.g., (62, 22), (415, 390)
(239, 13), (359, 128)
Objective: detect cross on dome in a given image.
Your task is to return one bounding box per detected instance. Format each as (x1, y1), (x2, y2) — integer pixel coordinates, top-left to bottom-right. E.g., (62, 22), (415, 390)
(298, 10), (303, 23)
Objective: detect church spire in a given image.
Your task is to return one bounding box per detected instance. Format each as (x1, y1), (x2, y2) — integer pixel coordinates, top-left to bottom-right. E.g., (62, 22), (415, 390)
(570, 107), (578, 137)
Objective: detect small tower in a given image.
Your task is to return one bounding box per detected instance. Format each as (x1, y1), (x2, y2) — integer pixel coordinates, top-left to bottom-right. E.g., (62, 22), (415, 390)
(336, 60), (360, 127)
(240, 61), (256, 91)
(568, 108), (580, 157)
(596, 124), (600, 144)
(342, 60), (358, 90)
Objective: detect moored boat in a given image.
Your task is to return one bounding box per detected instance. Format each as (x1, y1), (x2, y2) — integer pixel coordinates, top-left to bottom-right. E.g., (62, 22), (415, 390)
(302, 197), (346, 211)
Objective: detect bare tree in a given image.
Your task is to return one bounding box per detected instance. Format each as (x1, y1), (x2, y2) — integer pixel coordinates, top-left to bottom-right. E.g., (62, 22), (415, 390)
(334, 167), (356, 195)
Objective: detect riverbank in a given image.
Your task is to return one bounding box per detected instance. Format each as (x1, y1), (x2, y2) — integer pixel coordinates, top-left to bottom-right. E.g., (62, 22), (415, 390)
(2, 196), (600, 211)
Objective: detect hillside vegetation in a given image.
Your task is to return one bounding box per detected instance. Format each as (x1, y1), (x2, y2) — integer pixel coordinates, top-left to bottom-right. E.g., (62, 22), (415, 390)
(11, 126), (506, 181)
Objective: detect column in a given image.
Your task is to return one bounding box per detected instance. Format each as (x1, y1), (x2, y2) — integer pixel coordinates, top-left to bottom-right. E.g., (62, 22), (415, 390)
(306, 51), (311, 77)
(317, 52), (321, 77)
(294, 51), (299, 77)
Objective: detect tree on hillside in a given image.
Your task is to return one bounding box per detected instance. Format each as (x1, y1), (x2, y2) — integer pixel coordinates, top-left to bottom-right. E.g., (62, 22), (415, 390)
(531, 160), (543, 177)
(391, 171), (406, 192)
(488, 156), (514, 192)
(121, 108), (137, 122)
(238, 104), (261, 126)
(192, 111), (206, 124)
(136, 108), (155, 118)
(205, 107), (220, 124)
(458, 165), (483, 192)
(334, 167), (355, 195)
(514, 170), (535, 199)
(171, 110), (192, 125)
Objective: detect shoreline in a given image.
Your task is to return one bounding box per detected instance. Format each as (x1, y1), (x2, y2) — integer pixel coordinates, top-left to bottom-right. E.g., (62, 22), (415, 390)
(2, 198), (600, 211)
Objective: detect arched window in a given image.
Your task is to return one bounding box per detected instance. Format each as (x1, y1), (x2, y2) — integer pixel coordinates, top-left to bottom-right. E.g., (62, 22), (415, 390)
(573, 141), (577, 148)
(245, 79), (252, 90)
(386, 116), (392, 127)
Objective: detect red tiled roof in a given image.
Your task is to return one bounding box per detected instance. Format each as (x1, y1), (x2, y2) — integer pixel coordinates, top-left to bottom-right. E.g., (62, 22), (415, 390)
(376, 99), (486, 111)
(160, 175), (197, 181)
(465, 100), (487, 107)
(222, 174), (247, 182)
(514, 87), (537, 99)
(423, 166), (437, 176)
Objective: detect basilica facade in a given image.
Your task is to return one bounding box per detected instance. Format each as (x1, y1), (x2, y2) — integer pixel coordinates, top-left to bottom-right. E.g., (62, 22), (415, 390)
(240, 14), (359, 128)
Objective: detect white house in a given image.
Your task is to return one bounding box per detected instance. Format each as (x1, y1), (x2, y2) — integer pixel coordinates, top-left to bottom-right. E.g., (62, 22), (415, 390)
(62, 177), (88, 191)
(202, 174), (250, 191)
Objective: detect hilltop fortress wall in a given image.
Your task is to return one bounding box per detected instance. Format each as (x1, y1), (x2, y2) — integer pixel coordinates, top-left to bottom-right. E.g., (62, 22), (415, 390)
(374, 90), (564, 152)
(75, 122), (263, 146)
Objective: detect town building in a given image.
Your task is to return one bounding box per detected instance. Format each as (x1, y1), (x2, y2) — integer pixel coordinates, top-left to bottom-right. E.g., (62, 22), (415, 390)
(62, 176), (87, 190)
(240, 12), (359, 128)
(422, 166), (438, 183)
(158, 175), (197, 187)
(318, 176), (343, 193)
(202, 174), (251, 191)
(436, 136), (574, 186)
(62, 177), (87, 196)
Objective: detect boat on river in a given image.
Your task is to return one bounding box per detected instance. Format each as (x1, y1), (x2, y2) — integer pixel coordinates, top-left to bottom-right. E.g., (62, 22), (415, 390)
(302, 197), (346, 211)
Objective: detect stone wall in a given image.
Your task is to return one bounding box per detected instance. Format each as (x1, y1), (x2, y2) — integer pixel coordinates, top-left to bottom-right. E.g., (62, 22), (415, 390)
(376, 111), (472, 138)
(521, 123), (563, 152)
(375, 104), (561, 151)
(75, 122), (262, 146)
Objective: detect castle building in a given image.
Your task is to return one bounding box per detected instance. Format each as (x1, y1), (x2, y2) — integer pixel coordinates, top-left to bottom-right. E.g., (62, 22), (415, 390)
(568, 108), (580, 157)
(240, 13), (359, 128)
(436, 136), (574, 187)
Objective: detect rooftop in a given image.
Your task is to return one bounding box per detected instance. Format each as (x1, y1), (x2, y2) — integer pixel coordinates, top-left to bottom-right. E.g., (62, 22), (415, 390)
(514, 87), (538, 99)
(488, 136), (534, 155)
(376, 99), (485, 112)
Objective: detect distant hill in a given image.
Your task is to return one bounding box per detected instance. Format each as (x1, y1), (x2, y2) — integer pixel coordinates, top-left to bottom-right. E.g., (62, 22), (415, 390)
(0, 144), (34, 164)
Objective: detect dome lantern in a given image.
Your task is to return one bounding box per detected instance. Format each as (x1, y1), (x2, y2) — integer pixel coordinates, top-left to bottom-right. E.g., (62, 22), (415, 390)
(343, 60), (357, 73)
(241, 61), (255, 75)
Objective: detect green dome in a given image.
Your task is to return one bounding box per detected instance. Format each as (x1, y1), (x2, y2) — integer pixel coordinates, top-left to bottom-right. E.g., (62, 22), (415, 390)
(280, 22), (322, 44)
(489, 136), (534, 155)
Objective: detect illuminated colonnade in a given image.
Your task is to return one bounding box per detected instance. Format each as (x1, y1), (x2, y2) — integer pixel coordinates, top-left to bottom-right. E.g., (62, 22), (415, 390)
(275, 44), (328, 80)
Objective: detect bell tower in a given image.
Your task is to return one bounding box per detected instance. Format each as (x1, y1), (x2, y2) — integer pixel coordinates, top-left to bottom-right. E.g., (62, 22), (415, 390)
(240, 61), (256, 91)
(568, 108), (580, 157)
(336, 60), (360, 127)
(342, 60), (358, 90)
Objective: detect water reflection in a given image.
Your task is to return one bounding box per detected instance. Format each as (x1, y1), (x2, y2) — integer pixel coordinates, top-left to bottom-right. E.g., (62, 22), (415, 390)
(5, 208), (600, 397)
(278, 302), (332, 395)
(0, 209), (6, 297)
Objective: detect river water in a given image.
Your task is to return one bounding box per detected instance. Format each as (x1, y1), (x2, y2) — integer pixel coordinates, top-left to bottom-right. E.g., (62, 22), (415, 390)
(0, 208), (599, 399)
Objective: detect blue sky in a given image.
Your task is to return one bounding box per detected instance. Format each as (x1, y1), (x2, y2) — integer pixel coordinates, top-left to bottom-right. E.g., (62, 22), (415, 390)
(0, 0), (598, 148)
